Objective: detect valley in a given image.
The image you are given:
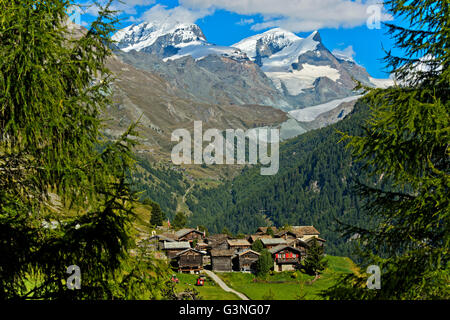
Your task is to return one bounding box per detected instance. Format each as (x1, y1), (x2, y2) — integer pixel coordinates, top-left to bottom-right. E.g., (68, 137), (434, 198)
(103, 20), (390, 258)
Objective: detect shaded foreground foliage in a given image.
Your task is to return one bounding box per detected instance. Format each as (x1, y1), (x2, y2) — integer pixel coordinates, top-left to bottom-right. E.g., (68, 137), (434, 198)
(0, 0), (171, 299)
(323, 0), (449, 299)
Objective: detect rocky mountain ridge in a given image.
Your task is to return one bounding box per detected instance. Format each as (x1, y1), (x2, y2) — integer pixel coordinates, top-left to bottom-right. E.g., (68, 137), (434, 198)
(113, 22), (392, 111)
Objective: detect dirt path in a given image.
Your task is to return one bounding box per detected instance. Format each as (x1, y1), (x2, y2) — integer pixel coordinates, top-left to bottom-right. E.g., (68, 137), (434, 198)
(203, 270), (250, 300)
(176, 183), (195, 214)
(182, 183), (194, 204)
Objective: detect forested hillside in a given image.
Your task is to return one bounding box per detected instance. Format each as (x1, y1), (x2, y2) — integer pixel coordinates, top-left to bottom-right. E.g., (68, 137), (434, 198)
(186, 101), (378, 257)
(132, 158), (187, 219)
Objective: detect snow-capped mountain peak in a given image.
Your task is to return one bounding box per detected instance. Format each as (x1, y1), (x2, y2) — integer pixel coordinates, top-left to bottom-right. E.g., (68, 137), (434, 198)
(113, 22), (250, 62)
(232, 28), (304, 62)
(112, 22), (207, 53)
(259, 30), (321, 72)
(112, 22), (391, 110)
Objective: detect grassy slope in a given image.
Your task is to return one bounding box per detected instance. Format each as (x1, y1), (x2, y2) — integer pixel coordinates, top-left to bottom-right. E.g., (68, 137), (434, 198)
(217, 255), (356, 300)
(174, 274), (240, 300)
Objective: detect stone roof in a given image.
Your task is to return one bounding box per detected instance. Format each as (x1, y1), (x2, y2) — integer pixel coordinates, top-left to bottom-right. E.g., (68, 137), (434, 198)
(174, 248), (205, 257)
(260, 238), (287, 246)
(237, 249), (261, 256)
(227, 239), (251, 247)
(148, 234), (176, 242)
(175, 228), (204, 239)
(275, 229), (302, 238)
(248, 234), (272, 242)
(302, 235), (326, 243)
(163, 241), (191, 250)
(206, 234), (230, 242)
(292, 226), (320, 236)
(288, 238), (309, 247)
(160, 232), (178, 240)
(268, 245), (303, 254)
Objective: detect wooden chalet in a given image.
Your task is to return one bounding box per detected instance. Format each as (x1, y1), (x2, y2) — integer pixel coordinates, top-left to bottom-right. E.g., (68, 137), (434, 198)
(162, 241), (191, 259)
(227, 239), (251, 253)
(286, 238), (309, 253)
(195, 241), (209, 251)
(175, 228), (206, 243)
(260, 237), (287, 249)
(302, 235), (326, 247)
(206, 234), (230, 242)
(292, 226), (320, 237)
(247, 234), (272, 243)
(146, 234), (176, 251)
(275, 229), (301, 241)
(173, 248), (205, 273)
(233, 249), (260, 272)
(210, 249), (235, 272)
(268, 245), (304, 272)
(195, 241), (210, 265)
(207, 234), (230, 252)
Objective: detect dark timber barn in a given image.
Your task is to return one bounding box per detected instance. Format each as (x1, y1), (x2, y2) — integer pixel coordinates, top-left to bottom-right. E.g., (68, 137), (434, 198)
(234, 249), (260, 272)
(210, 249), (234, 272)
(174, 248), (205, 273)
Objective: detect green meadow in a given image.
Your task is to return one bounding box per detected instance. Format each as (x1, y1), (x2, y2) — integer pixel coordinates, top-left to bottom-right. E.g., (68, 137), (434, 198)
(216, 256), (357, 300)
(174, 273), (240, 300)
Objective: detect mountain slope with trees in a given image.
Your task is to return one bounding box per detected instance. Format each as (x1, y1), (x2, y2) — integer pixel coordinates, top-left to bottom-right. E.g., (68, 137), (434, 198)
(186, 100), (377, 257)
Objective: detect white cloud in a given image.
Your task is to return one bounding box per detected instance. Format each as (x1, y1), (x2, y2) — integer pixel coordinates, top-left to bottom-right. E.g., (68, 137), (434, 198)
(179, 0), (393, 32)
(119, 0), (156, 15)
(141, 4), (212, 25)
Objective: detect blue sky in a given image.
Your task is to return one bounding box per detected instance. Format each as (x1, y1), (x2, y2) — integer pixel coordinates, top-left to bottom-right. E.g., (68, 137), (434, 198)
(77, 0), (397, 78)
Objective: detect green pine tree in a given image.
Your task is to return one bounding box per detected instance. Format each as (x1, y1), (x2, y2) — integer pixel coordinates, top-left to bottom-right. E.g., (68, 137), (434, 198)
(251, 239), (264, 253)
(197, 225), (209, 237)
(172, 212), (187, 230)
(300, 239), (328, 277)
(266, 228), (275, 237)
(324, 0), (449, 300)
(0, 0), (171, 299)
(256, 250), (273, 277)
(150, 201), (166, 227)
(222, 227), (233, 237)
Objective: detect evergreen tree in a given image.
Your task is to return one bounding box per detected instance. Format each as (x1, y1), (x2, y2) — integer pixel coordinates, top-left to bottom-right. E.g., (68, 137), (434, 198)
(172, 212), (187, 230)
(256, 250), (273, 277)
(324, 0), (449, 299)
(149, 201), (166, 227)
(266, 228), (275, 237)
(197, 225), (209, 237)
(0, 0), (170, 299)
(142, 198), (153, 206)
(222, 227), (233, 237)
(251, 239), (264, 253)
(300, 239), (328, 276)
